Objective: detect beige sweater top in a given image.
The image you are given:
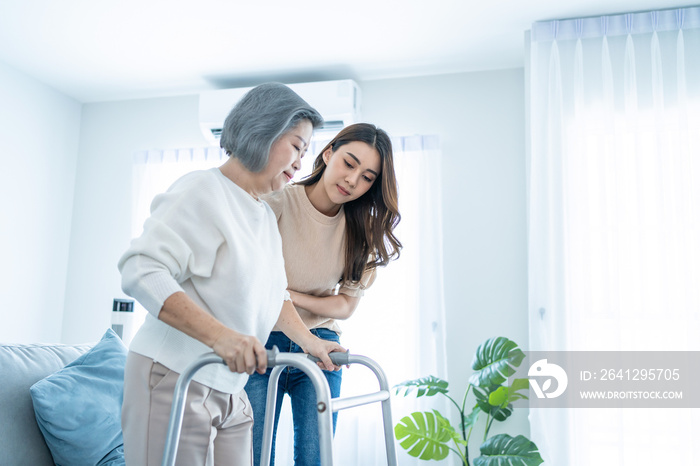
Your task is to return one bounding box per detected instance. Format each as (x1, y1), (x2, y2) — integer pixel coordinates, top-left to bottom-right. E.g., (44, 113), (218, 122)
(264, 184), (376, 334)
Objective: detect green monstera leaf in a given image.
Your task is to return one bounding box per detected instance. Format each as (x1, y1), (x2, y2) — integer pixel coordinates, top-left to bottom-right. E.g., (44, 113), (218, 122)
(473, 384), (513, 421)
(473, 434), (544, 466)
(469, 337), (525, 387)
(489, 378), (529, 406)
(394, 411), (453, 460)
(393, 375), (449, 398)
(434, 410), (467, 447)
(462, 404), (480, 432)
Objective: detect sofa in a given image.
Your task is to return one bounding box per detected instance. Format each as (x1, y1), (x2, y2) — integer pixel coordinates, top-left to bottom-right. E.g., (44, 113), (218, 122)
(0, 329), (126, 466)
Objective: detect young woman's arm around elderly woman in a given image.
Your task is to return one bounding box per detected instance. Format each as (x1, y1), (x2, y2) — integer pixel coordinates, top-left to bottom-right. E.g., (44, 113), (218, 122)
(246, 123), (402, 466)
(118, 82), (343, 466)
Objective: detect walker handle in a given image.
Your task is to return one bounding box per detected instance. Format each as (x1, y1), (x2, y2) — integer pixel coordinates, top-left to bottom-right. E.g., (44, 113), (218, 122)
(306, 350), (351, 366)
(212, 348), (350, 368)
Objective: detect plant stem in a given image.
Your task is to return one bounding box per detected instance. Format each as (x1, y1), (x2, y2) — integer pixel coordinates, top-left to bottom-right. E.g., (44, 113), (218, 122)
(446, 394), (462, 415)
(465, 423), (474, 466)
(446, 391), (469, 463)
(483, 413), (491, 442)
(448, 444), (468, 466)
(461, 384), (472, 413)
(458, 407), (467, 461)
(440, 392), (470, 465)
(460, 385), (472, 466)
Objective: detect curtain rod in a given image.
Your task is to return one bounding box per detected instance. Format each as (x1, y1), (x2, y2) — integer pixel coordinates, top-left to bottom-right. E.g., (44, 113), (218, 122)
(531, 6), (700, 42)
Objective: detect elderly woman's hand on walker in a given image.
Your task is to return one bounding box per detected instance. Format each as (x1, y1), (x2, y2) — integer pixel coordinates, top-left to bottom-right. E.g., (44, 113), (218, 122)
(159, 291), (344, 376)
(211, 328), (269, 375)
(157, 291), (269, 375)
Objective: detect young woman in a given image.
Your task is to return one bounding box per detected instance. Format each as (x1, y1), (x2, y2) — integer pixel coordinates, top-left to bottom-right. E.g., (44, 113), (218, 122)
(245, 123), (402, 466)
(118, 83), (344, 466)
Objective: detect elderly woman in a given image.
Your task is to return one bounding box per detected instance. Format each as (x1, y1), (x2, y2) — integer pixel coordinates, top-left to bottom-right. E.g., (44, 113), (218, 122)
(118, 83), (344, 466)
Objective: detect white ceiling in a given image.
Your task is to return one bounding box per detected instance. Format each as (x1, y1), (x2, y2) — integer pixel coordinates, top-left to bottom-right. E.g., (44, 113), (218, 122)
(0, 0), (690, 102)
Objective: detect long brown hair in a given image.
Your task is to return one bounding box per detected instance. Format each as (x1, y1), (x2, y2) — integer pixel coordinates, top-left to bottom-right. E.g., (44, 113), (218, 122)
(298, 123), (402, 284)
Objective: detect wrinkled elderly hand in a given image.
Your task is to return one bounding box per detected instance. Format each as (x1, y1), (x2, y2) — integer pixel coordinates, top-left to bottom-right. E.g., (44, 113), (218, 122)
(212, 328), (267, 375)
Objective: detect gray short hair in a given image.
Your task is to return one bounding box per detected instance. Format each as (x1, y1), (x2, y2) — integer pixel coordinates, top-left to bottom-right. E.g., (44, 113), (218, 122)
(219, 82), (324, 172)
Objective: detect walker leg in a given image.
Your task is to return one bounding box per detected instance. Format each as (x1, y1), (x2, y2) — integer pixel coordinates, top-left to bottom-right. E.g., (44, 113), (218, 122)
(259, 365), (284, 466)
(262, 352), (335, 465)
(161, 351), (397, 466)
(361, 356), (398, 466)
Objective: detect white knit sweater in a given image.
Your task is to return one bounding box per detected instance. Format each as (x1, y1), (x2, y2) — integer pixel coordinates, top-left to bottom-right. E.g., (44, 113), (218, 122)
(118, 168), (287, 393)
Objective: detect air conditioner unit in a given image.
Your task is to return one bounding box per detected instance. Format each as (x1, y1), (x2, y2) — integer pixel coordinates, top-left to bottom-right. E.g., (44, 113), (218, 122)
(199, 79), (361, 146)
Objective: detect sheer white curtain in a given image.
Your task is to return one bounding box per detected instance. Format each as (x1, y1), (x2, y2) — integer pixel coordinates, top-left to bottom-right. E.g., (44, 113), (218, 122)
(528, 7), (700, 465)
(128, 147), (229, 336)
(130, 135), (448, 465)
(330, 135), (449, 466)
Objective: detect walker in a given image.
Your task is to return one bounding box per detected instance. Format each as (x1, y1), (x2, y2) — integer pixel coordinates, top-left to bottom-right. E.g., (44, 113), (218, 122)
(161, 347), (398, 466)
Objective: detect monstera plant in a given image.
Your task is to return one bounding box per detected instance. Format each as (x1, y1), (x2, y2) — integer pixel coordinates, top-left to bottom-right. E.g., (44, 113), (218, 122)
(393, 336), (543, 466)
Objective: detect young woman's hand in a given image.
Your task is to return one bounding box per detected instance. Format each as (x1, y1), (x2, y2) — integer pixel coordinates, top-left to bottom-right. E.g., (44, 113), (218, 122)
(303, 336), (346, 371)
(211, 328), (268, 375)
(286, 288), (360, 320)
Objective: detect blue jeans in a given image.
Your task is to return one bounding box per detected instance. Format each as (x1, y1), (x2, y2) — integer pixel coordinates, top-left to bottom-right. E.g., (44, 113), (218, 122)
(245, 329), (342, 466)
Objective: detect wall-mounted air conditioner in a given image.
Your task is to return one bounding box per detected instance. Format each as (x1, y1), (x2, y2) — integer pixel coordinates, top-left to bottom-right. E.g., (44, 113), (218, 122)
(199, 79), (361, 146)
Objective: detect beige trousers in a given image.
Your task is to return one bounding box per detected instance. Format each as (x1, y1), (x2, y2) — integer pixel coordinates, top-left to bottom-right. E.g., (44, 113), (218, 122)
(122, 352), (254, 466)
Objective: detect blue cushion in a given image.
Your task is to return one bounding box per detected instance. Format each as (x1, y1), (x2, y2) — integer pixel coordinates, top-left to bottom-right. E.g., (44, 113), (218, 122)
(30, 329), (127, 466)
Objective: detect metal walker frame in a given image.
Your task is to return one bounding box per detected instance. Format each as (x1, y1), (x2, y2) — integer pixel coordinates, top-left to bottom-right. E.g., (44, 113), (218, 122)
(161, 348), (398, 466)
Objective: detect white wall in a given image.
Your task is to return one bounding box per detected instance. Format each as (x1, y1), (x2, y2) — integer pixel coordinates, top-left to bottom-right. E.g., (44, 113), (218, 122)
(62, 96), (208, 343)
(0, 60), (81, 343)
